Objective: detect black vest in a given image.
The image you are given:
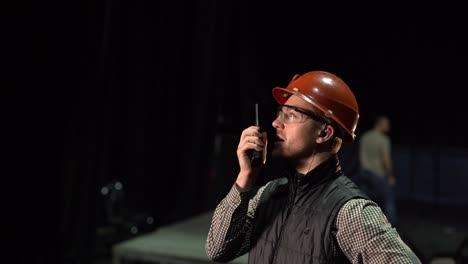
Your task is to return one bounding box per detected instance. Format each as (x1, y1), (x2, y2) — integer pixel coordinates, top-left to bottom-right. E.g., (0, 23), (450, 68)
(248, 156), (368, 264)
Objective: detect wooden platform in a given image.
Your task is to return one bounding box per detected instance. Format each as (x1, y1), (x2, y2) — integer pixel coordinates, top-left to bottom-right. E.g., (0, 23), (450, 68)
(112, 210), (248, 264)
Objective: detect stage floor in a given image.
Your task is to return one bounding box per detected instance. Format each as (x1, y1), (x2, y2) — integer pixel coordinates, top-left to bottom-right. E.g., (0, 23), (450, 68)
(112, 210), (248, 264)
(111, 202), (468, 264)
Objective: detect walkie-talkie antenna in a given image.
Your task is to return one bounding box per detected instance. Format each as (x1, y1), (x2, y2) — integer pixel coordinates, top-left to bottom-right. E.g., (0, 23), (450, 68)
(255, 103), (259, 127)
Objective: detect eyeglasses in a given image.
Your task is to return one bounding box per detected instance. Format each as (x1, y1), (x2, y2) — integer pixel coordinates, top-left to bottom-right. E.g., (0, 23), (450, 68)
(276, 104), (327, 124)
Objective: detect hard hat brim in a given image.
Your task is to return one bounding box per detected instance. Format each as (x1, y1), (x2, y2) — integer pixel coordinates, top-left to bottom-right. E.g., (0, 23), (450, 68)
(272, 86), (356, 143)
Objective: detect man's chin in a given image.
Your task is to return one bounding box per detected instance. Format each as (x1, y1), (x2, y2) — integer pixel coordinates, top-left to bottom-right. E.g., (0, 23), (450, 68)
(271, 147), (286, 159)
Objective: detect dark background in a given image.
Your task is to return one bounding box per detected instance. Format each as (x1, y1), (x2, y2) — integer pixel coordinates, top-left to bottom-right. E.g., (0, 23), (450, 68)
(5, 1), (468, 263)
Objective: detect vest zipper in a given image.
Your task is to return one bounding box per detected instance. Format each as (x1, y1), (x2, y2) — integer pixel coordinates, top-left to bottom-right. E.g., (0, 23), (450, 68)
(270, 174), (298, 263)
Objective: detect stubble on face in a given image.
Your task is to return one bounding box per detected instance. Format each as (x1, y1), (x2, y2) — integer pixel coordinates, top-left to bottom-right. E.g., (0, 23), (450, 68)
(271, 96), (320, 161)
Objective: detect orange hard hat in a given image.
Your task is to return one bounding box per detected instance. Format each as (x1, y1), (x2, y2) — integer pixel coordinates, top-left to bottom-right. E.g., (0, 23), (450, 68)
(272, 71), (359, 143)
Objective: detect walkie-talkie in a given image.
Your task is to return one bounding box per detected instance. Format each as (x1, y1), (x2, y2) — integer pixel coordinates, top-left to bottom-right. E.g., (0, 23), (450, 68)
(249, 103), (263, 167)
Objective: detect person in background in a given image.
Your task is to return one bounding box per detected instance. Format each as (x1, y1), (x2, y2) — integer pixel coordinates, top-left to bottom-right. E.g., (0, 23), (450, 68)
(358, 114), (397, 225)
(205, 70), (420, 263)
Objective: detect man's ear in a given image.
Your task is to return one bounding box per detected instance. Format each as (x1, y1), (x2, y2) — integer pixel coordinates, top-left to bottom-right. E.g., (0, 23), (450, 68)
(316, 125), (333, 143)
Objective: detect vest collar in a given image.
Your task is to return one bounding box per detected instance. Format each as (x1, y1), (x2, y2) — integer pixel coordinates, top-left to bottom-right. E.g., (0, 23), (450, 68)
(288, 154), (343, 191)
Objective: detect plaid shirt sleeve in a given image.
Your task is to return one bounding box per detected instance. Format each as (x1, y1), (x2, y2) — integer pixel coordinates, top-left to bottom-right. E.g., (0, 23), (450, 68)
(205, 183), (270, 262)
(336, 198), (422, 263)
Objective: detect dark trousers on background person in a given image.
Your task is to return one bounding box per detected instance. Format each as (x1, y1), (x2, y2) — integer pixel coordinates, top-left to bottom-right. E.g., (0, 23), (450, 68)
(359, 169), (397, 225)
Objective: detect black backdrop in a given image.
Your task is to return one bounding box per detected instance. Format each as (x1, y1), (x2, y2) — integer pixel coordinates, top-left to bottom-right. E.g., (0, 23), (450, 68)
(4, 1), (468, 263)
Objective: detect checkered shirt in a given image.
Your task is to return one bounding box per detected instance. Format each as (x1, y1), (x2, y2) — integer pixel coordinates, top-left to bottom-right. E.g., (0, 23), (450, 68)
(206, 183), (421, 263)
